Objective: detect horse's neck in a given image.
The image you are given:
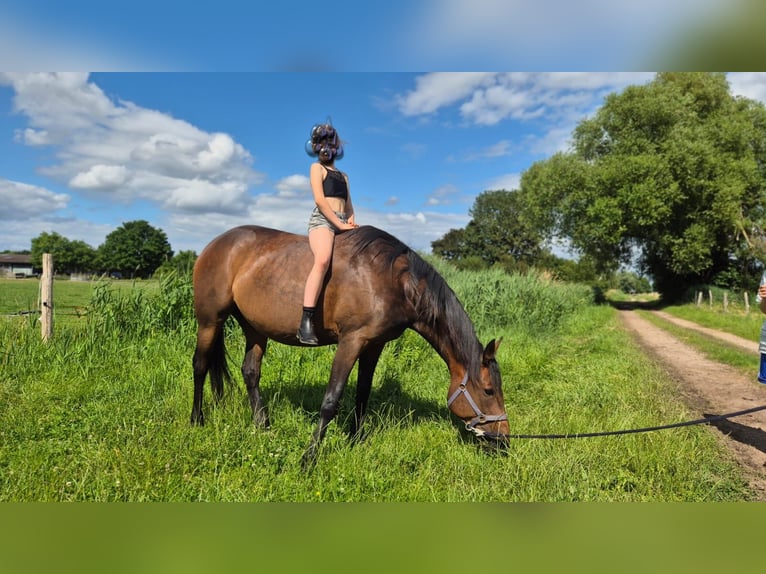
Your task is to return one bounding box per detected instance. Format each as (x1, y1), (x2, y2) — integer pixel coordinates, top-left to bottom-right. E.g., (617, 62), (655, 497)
(412, 318), (472, 380)
(406, 265), (478, 380)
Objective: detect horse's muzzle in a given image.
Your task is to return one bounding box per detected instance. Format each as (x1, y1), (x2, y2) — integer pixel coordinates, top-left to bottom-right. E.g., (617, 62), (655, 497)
(465, 423), (510, 447)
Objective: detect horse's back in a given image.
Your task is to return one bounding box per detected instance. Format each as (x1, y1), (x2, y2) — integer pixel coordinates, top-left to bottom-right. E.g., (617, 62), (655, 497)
(193, 225), (414, 344)
(193, 226), (307, 324)
(195, 225), (308, 277)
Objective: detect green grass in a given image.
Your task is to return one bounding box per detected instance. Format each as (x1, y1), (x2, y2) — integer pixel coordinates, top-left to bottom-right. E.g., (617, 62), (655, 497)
(0, 272), (752, 501)
(659, 302), (763, 341)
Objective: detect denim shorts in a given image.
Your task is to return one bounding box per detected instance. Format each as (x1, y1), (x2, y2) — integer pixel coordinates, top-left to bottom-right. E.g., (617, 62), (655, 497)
(307, 206), (348, 233)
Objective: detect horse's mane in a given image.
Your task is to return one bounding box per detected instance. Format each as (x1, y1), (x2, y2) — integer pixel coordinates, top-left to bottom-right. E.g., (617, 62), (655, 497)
(344, 226), (484, 380)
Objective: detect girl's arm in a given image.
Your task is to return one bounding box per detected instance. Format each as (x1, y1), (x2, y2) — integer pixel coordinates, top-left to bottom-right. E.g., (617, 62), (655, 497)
(343, 173), (356, 226)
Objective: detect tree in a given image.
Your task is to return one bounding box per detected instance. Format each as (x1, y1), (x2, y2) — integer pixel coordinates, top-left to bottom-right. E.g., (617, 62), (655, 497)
(432, 189), (545, 270)
(616, 271), (652, 294)
(31, 231), (68, 270)
(66, 240), (97, 273)
(519, 73), (766, 300)
(98, 220), (173, 279)
(431, 228), (470, 262)
(30, 231), (96, 274)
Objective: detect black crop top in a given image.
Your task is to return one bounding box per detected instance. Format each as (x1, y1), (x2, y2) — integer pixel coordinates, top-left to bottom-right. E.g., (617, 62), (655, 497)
(322, 168), (348, 200)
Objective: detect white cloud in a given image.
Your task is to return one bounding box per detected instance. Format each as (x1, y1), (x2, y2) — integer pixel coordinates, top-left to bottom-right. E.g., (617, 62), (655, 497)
(0, 188), (113, 252)
(69, 164), (130, 190)
(484, 173), (521, 192)
(525, 126), (575, 156)
(426, 184), (462, 206)
(396, 73), (654, 165)
(396, 73), (496, 116)
(0, 218), (112, 253)
(2, 73), (262, 214)
(396, 73), (655, 127)
(728, 72), (766, 104)
(18, 128), (50, 146)
(366, 210), (470, 252)
(164, 196), (464, 255)
(275, 174), (311, 198)
(196, 133), (237, 171)
(162, 179), (250, 213)
(462, 140), (513, 162)
(0, 178), (70, 220)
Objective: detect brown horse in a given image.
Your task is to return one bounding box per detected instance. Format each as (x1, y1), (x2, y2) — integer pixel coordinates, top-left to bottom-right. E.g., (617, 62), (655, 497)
(191, 225), (510, 467)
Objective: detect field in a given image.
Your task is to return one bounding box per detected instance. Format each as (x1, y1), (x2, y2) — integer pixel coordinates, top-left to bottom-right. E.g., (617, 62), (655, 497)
(0, 277), (158, 327)
(0, 271), (754, 501)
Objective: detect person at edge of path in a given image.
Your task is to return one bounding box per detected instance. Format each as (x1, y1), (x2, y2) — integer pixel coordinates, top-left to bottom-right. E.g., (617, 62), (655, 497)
(758, 271), (766, 383)
(297, 120), (358, 345)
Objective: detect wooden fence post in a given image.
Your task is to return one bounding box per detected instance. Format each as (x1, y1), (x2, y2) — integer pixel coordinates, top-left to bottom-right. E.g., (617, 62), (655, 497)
(41, 253), (53, 342)
(723, 292), (728, 312)
(745, 292), (750, 315)
(708, 290), (713, 309)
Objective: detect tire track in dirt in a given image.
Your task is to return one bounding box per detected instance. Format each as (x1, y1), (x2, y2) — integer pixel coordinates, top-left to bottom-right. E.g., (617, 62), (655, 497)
(618, 309), (766, 500)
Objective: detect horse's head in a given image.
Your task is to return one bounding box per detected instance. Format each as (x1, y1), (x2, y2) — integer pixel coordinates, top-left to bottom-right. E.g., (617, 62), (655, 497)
(447, 338), (510, 445)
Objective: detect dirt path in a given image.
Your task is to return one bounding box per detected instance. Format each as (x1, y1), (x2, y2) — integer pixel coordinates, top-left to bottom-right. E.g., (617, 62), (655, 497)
(618, 309), (766, 500)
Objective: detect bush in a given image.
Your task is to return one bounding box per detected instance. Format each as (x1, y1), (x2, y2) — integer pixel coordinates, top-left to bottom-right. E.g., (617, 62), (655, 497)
(425, 256), (595, 336)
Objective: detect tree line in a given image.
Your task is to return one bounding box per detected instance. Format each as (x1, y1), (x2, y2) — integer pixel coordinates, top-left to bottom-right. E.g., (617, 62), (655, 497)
(431, 73), (766, 301)
(27, 220), (196, 279)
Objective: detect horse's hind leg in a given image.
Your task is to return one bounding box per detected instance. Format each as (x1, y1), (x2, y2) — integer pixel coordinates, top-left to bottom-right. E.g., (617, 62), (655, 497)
(241, 328), (270, 428)
(350, 341), (385, 443)
(191, 322), (220, 425)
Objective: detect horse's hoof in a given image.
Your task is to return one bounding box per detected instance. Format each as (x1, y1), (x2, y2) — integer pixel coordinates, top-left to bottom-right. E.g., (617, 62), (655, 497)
(300, 449), (318, 471)
(349, 428), (368, 444)
(190, 412), (205, 426)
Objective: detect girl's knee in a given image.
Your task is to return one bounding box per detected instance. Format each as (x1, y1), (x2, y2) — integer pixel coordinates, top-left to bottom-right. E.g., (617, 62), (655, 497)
(312, 258), (331, 273)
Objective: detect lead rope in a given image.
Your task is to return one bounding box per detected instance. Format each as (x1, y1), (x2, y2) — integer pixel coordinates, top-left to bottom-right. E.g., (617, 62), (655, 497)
(506, 404), (766, 439)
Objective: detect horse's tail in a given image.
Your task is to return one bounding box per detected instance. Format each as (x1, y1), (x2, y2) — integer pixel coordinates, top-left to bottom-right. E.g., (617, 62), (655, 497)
(208, 327), (231, 398)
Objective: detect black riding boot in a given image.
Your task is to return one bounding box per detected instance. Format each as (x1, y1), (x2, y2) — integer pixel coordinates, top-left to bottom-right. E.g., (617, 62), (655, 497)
(297, 306), (319, 345)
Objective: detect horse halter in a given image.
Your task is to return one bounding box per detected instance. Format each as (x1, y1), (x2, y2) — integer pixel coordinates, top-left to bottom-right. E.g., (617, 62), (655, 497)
(447, 373), (508, 439)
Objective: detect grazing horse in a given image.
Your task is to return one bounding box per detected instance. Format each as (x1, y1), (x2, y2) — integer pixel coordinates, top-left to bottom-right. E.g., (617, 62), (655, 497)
(191, 225), (509, 467)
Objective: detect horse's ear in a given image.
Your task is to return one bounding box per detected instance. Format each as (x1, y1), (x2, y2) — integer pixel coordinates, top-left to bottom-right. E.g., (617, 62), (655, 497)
(483, 337), (502, 361)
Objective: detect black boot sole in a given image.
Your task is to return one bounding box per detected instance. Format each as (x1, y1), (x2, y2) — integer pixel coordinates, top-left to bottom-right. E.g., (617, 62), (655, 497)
(296, 331), (319, 345)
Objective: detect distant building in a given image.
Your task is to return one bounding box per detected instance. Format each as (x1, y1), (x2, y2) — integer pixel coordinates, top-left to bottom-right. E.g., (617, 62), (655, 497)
(0, 253), (35, 278)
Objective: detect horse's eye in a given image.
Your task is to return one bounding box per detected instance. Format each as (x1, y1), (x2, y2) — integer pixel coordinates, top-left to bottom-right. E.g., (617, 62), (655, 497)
(483, 387), (495, 397)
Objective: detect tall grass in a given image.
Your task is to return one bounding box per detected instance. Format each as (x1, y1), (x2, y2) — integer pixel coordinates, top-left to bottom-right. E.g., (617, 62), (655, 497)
(0, 266), (751, 501)
(86, 271), (195, 341)
(429, 259), (594, 336)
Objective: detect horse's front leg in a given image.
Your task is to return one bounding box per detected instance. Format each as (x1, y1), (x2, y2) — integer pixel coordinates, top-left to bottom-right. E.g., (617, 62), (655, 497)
(242, 331), (270, 428)
(301, 339), (363, 470)
(350, 341), (385, 443)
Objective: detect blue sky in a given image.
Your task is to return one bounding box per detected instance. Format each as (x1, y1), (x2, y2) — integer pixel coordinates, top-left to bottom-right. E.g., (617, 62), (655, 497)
(3, 72), (766, 256)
